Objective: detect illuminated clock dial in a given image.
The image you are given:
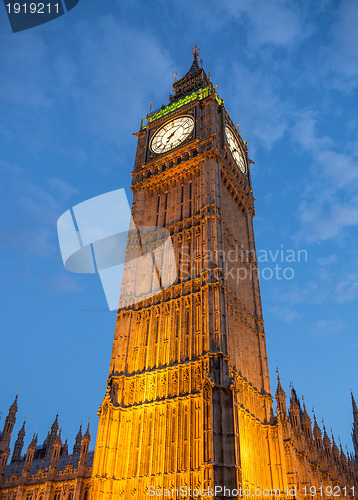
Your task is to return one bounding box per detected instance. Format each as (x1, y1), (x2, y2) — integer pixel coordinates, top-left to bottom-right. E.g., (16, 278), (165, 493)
(150, 115), (195, 154)
(225, 125), (246, 173)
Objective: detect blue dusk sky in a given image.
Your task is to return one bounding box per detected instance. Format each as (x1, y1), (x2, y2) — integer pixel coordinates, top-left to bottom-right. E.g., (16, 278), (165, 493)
(1, 0), (358, 455)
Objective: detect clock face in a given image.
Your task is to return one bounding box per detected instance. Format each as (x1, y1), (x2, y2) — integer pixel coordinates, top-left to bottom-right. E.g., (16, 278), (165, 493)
(225, 126), (246, 173)
(150, 115), (195, 154)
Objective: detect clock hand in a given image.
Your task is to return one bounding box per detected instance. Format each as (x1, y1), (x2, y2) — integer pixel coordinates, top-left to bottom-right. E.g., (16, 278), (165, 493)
(166, 125), (183, 143)
(166, 131), (176, 143)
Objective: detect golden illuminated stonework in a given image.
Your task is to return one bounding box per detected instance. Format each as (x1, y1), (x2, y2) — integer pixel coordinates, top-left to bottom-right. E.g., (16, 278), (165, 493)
(89, 51), (358, 499)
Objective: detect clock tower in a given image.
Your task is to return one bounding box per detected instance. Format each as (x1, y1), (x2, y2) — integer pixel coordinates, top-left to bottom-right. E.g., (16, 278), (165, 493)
(91, 48), (282, 499)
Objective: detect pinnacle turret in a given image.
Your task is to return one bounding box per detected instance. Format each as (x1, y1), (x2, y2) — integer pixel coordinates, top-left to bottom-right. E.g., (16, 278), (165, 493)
(289, 388), (301, 428)
(323, 423), (332, 457)
(275, 371), (287, 416)
(0, 395), (18, 454)
(29, 432), (38, 449)
(44, 413), (60, 459)
(301, 401), (313, 441)
(62, 438), (68, 456)
(169, 46), (212, 103)
(73, 424), (82, 455)
(79, 422), (91, 468)
(332, 433), (340, 458)
(51, 413), (59, 435)
(313, 412), (322, 444)
(23, 433), (37, 473)
(351, 391), (358, 462)
(11, 420), (25, 463)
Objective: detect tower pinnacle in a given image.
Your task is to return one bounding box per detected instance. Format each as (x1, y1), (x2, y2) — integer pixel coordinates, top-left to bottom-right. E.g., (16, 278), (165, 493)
(351, 391), (358, 462)
(0, 395), (18, 454)
(192, 45), (200, 60)
(169, 47), (212, 103)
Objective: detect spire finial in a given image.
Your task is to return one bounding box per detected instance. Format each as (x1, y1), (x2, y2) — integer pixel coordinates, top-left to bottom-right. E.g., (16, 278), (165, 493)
(192, 45), (200, 60)
(312, 407), (317, 421)
(301, 396), (307, 412)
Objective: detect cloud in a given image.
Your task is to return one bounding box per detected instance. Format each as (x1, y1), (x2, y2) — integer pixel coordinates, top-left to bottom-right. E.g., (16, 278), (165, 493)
(0, 15), (175, 156)
(292, 112), (358, 242)
(269, 305), (299, 323)
(66, 16), (175, 145)
(222, 63), (290, 150)
(0, 32), (52, 108)
(293, 111), (333, 153)
(45, 274), (82, 293)
(314, 318), (347, 337)
(221, 0), (312, 49)
(298, 198), (358, 242)
(316, 254), (337, 266)
(326, 0), (358, 86)
(47, 178), (79, 201)
(0, 162), (79, 258)
(335, 274), (358, 303)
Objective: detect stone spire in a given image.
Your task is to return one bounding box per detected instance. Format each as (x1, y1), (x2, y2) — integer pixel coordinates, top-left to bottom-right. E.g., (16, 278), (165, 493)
(312, 412), (322, 448)
(50, 430), (62, 470)
(275, 370), (287, 415)
(23, 433), (37, 473)
(301, 400), (312, 441)
(169, 46), (212, 103)
(0, 395), (18, 454)
(351, 391), (358, 462)
(44, 413), (60, 459)
(323, 423), (332, 457)
(51, 413), (59, 435)
(73, 424), (82, 455)
(331, 432), (340, 462)
(62, 438), (68, 456)
(11, 420), (25, 463)
(289, 388), (301, 428)
(79, 422), (91, 468)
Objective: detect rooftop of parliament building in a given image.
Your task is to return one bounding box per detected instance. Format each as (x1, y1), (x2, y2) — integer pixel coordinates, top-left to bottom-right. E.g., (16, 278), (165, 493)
(0, 383), (358, 497)
(0, 396), (93, 499)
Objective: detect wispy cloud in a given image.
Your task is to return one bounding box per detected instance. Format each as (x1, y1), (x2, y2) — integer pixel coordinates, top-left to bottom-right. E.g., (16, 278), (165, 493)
(0, 15), (175, 154)
(222, 0), (312, 49)
(292, 112), (358, 242)
(45, 274), (82, 293)
(222, 62), (290, 150)
(324, 0), (358, 88)
(0, 161), (79, 258)
(314, 318), (347, 337)
(66, 16), (175, 145)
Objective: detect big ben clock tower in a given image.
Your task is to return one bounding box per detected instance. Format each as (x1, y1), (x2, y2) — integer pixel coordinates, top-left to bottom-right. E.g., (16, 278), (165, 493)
(91, 48), (284, 499)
